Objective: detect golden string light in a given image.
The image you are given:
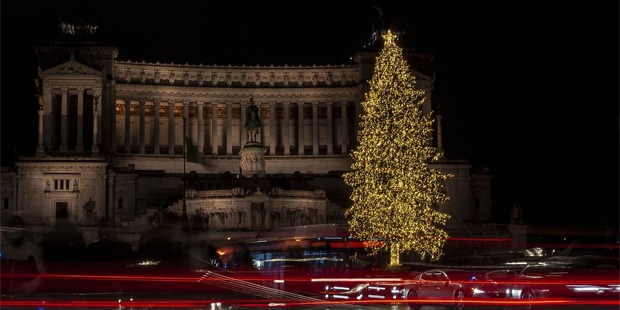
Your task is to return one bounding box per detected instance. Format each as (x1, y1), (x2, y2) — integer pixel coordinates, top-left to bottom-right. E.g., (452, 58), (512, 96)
(344, 30), (451, 264)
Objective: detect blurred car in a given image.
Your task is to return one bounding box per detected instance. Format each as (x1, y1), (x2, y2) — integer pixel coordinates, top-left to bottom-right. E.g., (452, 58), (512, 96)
(472, 268), (520, 299)
(506, 264), (620, 309)
(399, 268), (479, 310)
(324, 281), (405, 303)
(322, 268), (419, 307)
(324, 268), (481, 309)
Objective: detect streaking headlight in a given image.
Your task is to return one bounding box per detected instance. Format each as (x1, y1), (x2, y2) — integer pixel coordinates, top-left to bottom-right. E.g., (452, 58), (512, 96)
(566, 285), (611, 293)
(353, 283), (369, 292)
(138, 260), (160, 266)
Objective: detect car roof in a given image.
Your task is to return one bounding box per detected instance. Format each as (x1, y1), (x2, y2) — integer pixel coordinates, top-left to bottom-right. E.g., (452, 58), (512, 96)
(424, 269), (471, 273)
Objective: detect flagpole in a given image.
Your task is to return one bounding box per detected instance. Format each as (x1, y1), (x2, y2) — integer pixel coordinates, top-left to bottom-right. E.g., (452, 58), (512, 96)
(182, 117), (188, 224)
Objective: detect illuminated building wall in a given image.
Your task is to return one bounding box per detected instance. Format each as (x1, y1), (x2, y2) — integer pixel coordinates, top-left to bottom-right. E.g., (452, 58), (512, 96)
(0, 40), (492, 237)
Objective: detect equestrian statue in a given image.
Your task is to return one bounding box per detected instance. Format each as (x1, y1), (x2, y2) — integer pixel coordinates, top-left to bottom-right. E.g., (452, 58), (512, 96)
(245, 96), (262, 142)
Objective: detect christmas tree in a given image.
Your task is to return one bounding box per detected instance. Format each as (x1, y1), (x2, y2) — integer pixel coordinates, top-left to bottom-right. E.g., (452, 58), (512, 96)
(343, 30), (451, 264)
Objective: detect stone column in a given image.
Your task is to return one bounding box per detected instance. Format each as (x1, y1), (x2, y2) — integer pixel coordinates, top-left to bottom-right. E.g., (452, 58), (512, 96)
(183, 100), (190, 139)
(297, 101), (304, 155)
(326, 101), (333, 155)
(197, 100), (204, 154)
(37, 107), (44, 156)
(168, 100), (175, 155)
(283, 101), (290, 155)
(226, 101), (233, 155)
(139, 98), (146, 154)
(153, 99), (160, 154)
(211, 101), (218, 155)
(269, 101), (276, 155)
(312, 101), (319, 155)
(259, 101), (265, 144)
(340, 101), (348, 154)
(42, 87), (52, 151)
(181, 100), (190, 157)
(124, 98), (132, 153)
(110, 98), (117, 154)
(240, 101), (247, 147)
(92, 88), (101, 154)
(76, 87), (84, 152)
(60, 87), (68, 152)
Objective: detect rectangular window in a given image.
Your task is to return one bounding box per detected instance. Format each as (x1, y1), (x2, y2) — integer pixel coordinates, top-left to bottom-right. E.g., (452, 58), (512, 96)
(53, 179), (71, 190)
(3, 198), (9, 210)
(118, 198), (124, 209)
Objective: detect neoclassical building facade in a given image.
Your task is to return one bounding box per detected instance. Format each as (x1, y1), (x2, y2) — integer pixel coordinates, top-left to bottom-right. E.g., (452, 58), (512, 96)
(1, 37), (492, 241)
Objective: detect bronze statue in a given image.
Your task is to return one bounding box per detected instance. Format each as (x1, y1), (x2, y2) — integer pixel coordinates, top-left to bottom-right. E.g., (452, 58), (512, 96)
(245, 96), (261, 142)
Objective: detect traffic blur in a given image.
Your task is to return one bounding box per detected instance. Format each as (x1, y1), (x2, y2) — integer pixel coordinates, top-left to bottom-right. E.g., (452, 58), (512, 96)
(324, 257), (620, 309)
(1, 217), (619, 309)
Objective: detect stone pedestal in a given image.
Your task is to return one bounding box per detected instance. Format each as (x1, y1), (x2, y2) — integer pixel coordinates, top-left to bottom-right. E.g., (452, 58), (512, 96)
(240, 142), (266, 177)
(508, 224), (528, 250)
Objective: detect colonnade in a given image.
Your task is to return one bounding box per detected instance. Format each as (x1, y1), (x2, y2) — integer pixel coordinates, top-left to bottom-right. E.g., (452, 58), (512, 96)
(39, 86), (102, 155)
(113, 99), (355, 156)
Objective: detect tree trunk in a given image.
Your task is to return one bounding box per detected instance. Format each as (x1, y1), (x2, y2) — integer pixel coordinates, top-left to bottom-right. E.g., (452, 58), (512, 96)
(389, 243), (400, 266)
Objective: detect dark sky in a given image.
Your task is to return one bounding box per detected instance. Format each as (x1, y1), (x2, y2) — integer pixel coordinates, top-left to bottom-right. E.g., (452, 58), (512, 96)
(1, 0), (618, 227)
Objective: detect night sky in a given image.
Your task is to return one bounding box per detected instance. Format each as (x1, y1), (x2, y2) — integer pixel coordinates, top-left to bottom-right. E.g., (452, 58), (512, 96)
(1, 1), (618, 228)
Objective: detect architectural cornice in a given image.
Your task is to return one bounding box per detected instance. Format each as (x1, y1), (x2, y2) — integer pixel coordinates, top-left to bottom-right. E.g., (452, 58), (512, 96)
(113, 61), (361, 87)
(16, 165), (107, 173)
(35, 44), (118, 53)
(115, 59), (357, 69)
(15, 157), (108, 172)
(113, 84), (363, 102)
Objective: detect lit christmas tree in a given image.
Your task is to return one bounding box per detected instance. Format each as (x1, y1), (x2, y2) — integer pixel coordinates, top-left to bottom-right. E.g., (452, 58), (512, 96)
(343, 30), (451, 264)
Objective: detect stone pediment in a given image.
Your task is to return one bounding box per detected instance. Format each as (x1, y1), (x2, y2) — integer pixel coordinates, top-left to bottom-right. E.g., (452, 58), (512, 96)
(43, 54), (101, 76)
